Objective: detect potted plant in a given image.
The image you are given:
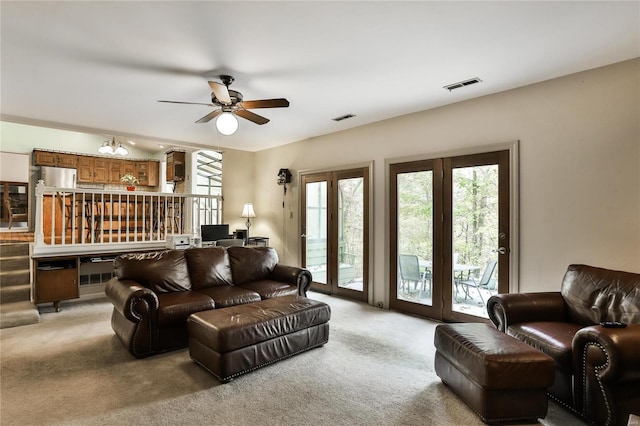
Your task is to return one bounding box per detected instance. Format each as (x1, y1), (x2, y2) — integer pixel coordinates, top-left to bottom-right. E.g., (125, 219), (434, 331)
(120, 174), (139, 191)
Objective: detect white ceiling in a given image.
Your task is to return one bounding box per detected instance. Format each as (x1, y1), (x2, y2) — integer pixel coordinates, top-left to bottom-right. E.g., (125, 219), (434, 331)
(1, 1), (639, 154)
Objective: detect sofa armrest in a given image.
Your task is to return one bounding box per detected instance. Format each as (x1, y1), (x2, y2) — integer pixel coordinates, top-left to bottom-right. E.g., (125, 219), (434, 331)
(272, 264), (313, 297)
(572, 324), (640, 425)
(487, 292), (568, 331)
(574, 324), (640, 383)
(105, 277), (159, 322)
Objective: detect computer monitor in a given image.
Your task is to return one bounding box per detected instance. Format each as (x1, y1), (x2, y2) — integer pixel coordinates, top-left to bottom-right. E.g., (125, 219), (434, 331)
(201, 224), (230, 243)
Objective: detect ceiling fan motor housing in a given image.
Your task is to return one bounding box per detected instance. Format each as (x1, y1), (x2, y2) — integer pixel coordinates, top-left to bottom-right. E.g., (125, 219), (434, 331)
(212, 89), (243, 106)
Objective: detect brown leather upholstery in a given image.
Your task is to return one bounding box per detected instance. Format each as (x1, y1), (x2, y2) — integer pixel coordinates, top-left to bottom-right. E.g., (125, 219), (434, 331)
(184, 247), (233, 289)
(115, 250), (192, 292)
(105, 247), (313, 358)
(188, 295), (330, 382)
(434, 323), (555, 423)
(487, 264), (640, 426)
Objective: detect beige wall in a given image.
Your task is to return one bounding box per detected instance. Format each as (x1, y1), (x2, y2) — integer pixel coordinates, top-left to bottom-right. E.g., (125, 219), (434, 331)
(251, 58), (640, 305)
(2, 59), (638, 306)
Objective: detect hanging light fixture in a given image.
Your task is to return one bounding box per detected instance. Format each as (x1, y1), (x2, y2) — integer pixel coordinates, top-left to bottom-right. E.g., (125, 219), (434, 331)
(98, 137), (128, 156)
(216, 112), (238, 136)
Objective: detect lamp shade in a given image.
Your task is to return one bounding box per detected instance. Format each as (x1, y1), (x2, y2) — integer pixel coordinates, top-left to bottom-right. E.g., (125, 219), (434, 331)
(216, 112), (239, 136)
(242, 203), (256, 218)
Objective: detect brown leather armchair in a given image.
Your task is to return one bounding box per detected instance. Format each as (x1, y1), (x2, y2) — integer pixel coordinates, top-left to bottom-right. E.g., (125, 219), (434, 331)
(487, 264), (640, 426)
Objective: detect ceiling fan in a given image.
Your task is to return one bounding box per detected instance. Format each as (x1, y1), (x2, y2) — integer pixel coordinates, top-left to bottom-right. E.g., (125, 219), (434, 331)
(158, 75), (289, 135)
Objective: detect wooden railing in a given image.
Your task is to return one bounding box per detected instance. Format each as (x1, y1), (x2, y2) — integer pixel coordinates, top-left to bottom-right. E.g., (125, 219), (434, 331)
(33, 180), (222, 255)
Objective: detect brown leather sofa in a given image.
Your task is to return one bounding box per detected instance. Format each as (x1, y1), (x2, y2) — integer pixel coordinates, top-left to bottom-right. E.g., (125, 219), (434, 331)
(105, 246), (312, 358)
(487, 264), (640, 426)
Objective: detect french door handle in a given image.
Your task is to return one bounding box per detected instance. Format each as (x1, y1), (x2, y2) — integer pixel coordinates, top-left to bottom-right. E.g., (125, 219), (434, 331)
(300, 234), (307, 238)
(496, 247), (507, 255)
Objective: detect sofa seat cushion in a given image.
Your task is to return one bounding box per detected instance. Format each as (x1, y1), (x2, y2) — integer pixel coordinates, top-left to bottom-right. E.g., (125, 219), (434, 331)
(238, 280), (298, 299)
(195, 286), (261, 308)
(157, 292), (215, 327)
(508, 322), (583, 372)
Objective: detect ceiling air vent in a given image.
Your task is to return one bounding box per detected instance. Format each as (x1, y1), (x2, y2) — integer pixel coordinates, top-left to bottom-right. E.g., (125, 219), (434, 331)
(332, 114), (356, 122)
(444, 77), (483, 92)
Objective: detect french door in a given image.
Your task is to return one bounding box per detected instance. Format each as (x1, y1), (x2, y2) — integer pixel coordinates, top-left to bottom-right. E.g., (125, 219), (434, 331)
(390, 151), (510, 322)
(301, 167), (369, 302)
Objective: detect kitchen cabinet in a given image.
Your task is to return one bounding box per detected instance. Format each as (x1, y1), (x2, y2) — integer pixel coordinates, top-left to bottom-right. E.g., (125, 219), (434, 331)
(93, 158), (109, 183)
(109, 160), (123, 183)
(77, 157), (93, 182)
(34, 150), (159, 187)
(166, 150), (185, 182)
(136, 161), (149, 186)
(57, 153), (77, 168)
(34, 150), (58, 166)
(147, 161), (159, 186)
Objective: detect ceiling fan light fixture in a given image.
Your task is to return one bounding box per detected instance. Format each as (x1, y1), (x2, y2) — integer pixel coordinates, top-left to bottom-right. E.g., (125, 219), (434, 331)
(216, 112), (238, 136)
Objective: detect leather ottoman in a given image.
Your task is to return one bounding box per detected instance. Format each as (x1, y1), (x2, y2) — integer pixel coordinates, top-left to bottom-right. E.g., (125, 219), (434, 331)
(434, 323), (555, 424)
(187, 295), (330, 382)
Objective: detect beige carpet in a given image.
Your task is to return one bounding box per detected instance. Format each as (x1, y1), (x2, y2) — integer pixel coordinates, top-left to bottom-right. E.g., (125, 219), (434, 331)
(0, 292), (586, 426)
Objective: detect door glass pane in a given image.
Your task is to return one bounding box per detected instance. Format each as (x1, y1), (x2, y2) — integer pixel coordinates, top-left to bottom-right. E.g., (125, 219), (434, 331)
(397, 171), (433, 305)
(451, 165), (499, 318)
(337, 177), (363, 291)
(306, 181), (327, 284)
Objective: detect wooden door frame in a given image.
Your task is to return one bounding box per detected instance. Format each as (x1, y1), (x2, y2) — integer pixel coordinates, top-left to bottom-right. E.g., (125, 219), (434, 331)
(387, 142), (519, 321)
(300, 166), (370, 303)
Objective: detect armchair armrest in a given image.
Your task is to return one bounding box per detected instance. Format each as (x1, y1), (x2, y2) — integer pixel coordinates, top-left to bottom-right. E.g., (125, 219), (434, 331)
(487, 292), (568, 331)
(572, 324), (640, 425)
(272, 264), (313, 297)
(105, 277), (159, 323)
(574, 324), (640, 383)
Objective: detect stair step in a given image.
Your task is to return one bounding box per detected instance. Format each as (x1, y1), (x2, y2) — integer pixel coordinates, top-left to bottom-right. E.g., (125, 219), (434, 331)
(0, 300), (40, 329)
(1, 255), (30, 270)
(0, 283), (31, 304)
(0, 269), (30, 287)
(0, 243), (30, 257)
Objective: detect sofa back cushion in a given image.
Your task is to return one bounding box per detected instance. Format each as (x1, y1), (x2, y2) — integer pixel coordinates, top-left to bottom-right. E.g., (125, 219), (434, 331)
(114, 250), (191, 293)
(561, 264), (640, 325)
(228, 246), (279, 285)
(184, 247), (233, 290)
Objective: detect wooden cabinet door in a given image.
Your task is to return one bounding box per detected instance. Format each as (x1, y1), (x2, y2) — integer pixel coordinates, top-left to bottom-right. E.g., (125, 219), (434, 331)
(166, 152), (175, 182)
(136, 161), (149, 185)
(57, 154), (78, 168)
(94, 159), (109, 183)
(35, 267), (79, 304)
(109, 160), (122, 183)
(122, 161), (136, 176)
(148, 161), (159, 187)
(34, 150), (57, 166)
(77, 157), (94, 182)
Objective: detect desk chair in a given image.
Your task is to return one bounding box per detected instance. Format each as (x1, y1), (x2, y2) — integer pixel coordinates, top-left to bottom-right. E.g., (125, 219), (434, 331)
(215, 238), (245, 247)
(458, 260), (497, 306)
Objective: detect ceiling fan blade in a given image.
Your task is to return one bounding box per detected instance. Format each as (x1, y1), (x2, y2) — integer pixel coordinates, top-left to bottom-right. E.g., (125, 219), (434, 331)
(208, 81), (232, 104)
(158, 100), (215, 107)
(238, 98), (290, 109)
(195, 109), (223, 124)
(235, 109), (269, 125)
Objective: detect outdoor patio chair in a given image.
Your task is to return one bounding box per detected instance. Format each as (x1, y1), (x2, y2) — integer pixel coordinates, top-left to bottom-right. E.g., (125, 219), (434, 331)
(399, 254), (430, 295)
(457, 260), (497, 306)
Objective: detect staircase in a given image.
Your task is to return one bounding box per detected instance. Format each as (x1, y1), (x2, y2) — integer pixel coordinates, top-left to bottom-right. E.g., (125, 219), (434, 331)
(0, 243), (40, 328)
